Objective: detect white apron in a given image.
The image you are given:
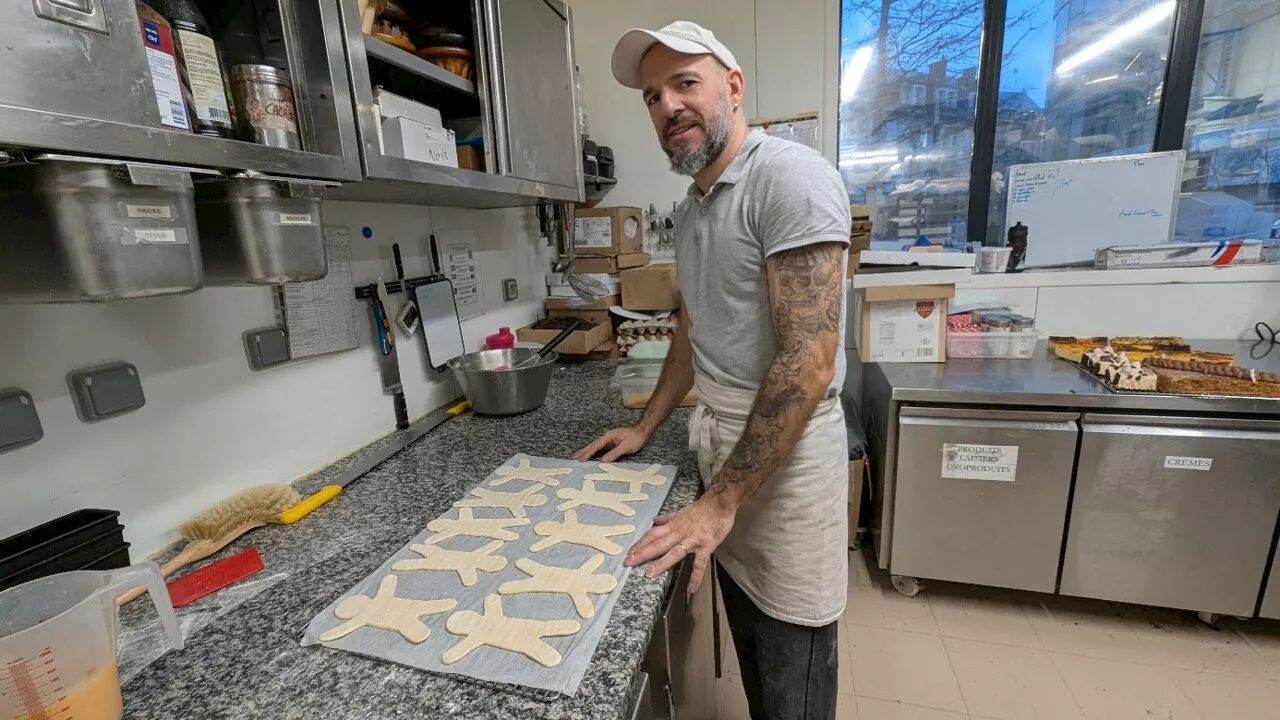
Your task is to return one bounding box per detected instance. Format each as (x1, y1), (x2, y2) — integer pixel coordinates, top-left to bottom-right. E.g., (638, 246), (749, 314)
(690, 373), (849, 626)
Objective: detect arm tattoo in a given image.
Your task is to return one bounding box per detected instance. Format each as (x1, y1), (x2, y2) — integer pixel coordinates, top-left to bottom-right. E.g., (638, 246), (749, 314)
(709, 241), (845, 504)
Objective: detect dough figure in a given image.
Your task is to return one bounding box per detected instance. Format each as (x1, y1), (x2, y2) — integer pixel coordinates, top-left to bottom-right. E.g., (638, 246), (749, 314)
(454, 485), (548, 518)
(318, 574), (455, 644)
(442, 594), (581, 667)
(392, 539), (508, 586)
(499, 554), (618, 618)
(556, 480), (647, 517)
(489, 458), (573, 487)
(424, 507), (529, 544)
(530, 510), (635, 555)
(584, 463), (668, 494)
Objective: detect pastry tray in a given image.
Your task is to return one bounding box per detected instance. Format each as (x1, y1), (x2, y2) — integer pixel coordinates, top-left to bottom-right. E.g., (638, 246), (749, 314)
(1065, 357), (1279, 400)
(301, 454), (678, 697)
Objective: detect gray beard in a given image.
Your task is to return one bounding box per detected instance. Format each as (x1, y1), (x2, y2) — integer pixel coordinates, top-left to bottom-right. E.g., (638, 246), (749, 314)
(666, 101), (733, 177)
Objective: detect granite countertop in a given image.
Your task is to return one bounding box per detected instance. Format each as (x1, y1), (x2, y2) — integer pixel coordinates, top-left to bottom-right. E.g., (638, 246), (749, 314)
(119, 360), (699, 720)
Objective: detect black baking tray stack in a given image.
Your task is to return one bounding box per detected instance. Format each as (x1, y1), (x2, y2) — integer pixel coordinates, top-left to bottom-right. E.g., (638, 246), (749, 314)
(0, 509), (131, 592)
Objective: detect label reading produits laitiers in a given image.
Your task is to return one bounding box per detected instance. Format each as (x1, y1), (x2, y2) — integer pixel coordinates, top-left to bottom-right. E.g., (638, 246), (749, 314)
(175, 29), (231, 125)
(941, 443), (1019, 481)
(127, 204), (173, 219)
(278, 213), (314, 225)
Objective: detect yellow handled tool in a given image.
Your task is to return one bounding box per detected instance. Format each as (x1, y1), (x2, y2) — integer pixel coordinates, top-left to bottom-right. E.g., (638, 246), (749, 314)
(280, 484), (342, 525)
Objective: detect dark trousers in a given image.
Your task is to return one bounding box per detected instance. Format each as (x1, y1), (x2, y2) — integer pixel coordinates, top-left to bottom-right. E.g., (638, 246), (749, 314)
(719, 569), (839, 720)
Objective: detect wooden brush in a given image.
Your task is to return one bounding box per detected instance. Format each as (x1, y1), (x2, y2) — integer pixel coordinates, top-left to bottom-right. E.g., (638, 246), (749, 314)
(117, 484), (300, 605)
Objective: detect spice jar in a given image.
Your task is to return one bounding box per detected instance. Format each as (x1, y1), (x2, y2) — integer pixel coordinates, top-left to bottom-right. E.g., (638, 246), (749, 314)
(229, 64), (300, 150)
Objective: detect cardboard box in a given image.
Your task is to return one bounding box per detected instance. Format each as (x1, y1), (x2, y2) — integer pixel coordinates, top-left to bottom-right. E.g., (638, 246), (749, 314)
(457, 144), (484, 171)
(381, 116), (458, 167)
(375, 88), (442, 127)
(518, 320), (612, 356)
(572, 253), (650, 274)
(547, 307), (612, 327)
(855, 284), (953, 363)
(621, 264), (679, 311)
(848, 457), (865, 547)
(574, 207), (643, 256)
(1094, 240), (1263, 269)
(848, 232), (872, 278)
(544, 293), (619, 311)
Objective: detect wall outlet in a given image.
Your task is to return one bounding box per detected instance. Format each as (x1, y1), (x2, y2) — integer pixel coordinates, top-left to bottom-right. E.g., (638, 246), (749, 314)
(502, 278), (519, 302)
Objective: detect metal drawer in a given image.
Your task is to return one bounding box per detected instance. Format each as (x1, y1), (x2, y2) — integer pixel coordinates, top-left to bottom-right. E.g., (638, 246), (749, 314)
(1062, 414), (1280, 616)
(891, 406), (1080, 592)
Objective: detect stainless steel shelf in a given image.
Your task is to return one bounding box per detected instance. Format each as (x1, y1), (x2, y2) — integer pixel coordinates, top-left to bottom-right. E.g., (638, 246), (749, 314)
(328, 154), (580, 208)
(363, 36), (477, 97)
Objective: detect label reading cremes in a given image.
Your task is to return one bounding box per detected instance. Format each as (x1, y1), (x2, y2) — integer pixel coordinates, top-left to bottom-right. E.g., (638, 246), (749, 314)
(1163, 455), (1213, 471)
(941, 443), (1018, 481)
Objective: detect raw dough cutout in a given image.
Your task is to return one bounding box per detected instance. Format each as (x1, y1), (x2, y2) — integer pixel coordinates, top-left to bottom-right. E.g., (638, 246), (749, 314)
(442, 594), (581, 667)
(425, 507), (530, 544)
(530, 510), (635, 555)
(499, 553), (618, 618)
(454, 485), (548, 518)
(392, 539), (508, 586)
(584, 463), (668, 494)
(556, 480), (647, 517)
(489, 458), (573, 487)
(318, 574), (456, 644)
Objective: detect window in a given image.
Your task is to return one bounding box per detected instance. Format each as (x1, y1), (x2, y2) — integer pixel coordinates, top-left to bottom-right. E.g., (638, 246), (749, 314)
(1177, 0), (1280, 241)
(838, 0), (983, 246)
(839, 0), (1179, 247)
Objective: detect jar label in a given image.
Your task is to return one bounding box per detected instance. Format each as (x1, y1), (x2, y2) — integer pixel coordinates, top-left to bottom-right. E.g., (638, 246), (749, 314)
(139, 20), (190, 131)
(176, 29), (231, 126)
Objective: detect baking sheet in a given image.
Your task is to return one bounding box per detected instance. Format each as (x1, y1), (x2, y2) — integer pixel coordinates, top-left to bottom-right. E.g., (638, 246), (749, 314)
(300, 454), (677, 696)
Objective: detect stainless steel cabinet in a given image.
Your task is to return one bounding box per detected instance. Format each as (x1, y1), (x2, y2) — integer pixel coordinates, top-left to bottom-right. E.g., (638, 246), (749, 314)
(484, 0), (582, 189)
(0, 0), (357, 180)
(1061, 414), (1280, 617)
(891, 407), (1080, 592)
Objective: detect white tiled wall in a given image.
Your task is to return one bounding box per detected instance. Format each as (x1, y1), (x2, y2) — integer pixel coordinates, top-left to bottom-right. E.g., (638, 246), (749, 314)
(0, 201), (554, 558)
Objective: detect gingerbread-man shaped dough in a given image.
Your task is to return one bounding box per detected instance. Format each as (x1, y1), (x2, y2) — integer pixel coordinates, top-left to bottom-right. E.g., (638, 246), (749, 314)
(530, 510), (635, 555)
(499, 554), (618, 618)
(391, 539), (508, 586)
(424, 507), (529, 544)
(556, 479), (647, 517)
(318, 574), (456, 643)
(442, 594), (581, 667)
(584, 463), (668, 494)
(489, 458), (573, 487)
(454, 485), (547, 518)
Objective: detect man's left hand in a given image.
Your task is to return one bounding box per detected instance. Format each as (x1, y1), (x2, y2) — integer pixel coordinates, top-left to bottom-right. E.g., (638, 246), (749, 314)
(624, 493), (736, 595)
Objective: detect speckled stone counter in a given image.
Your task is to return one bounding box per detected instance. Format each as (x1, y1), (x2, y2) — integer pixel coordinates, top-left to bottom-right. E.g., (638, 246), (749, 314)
(119, 360), (699, 720)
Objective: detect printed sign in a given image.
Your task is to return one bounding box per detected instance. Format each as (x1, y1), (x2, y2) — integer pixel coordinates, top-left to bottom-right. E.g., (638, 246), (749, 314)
(1163, 455), (1213, 471)
(278, 213), (314, 225)
(574, 217), (612, 247)
(126, 204), (173, 219)
(941, 443), (1018, 481)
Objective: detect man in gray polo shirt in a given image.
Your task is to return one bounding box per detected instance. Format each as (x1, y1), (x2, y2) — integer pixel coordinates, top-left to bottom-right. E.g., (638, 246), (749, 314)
(573, 20), (851, 720)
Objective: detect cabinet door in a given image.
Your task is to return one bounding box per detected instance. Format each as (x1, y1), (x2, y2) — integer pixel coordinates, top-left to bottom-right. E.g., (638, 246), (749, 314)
(1, 0), (154, 127)
(1260, 555), (1280, 619)
(892, 407), (1079, 592)
(1062, 414), (1280, 617)
(486, 0), (582, 190)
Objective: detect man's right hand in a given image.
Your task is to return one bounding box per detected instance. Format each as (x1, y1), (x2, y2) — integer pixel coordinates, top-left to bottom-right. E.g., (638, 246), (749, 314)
(572, 426), (651, 462)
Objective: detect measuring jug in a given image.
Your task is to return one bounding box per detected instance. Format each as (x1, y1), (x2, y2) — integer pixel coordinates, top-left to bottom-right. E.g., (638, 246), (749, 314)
(0, 562), (182, 720)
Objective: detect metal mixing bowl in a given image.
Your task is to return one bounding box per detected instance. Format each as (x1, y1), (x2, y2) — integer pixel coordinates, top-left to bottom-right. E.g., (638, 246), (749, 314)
(447, 348), (559, 416)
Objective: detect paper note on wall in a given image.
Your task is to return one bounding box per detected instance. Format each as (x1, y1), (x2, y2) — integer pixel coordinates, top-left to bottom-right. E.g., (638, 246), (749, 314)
(749, 112), (820, 152)
(941, 443), (1018, 481)
(279, 226), (360, 359)
(438, 230), (482, 320)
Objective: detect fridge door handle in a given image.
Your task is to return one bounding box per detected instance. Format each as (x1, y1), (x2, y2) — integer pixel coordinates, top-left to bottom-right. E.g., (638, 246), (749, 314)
(32, 0), (109, 34)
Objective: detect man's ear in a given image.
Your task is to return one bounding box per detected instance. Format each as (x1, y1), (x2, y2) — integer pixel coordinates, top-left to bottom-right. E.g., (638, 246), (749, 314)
(726, 68), (746, 108)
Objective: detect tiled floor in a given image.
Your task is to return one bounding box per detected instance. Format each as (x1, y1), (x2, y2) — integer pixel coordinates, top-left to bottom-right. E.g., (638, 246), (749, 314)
(714, 547), (1280, 719)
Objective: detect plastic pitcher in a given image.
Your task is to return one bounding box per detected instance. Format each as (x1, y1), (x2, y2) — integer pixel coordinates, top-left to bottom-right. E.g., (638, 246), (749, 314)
(0, 562), (182, 720)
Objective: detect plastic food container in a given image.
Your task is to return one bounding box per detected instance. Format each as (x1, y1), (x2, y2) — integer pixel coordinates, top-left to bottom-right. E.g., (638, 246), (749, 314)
(616, 361), (663, 409)
(947, 330), (1041, 359)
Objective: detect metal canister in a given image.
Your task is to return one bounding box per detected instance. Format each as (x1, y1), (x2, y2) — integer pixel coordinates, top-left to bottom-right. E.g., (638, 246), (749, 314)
(229, 64), (300, 150)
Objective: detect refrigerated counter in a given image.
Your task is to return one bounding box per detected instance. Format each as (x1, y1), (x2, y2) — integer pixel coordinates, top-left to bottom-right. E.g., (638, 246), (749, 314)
(861, 341), (1280, 619)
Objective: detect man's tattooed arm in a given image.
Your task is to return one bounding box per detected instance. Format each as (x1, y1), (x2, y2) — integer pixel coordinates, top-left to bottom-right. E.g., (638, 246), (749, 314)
(707, 241), (845, 508)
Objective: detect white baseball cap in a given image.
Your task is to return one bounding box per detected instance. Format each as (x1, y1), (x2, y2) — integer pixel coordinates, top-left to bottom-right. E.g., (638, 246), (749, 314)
(611, 21), (740, 90)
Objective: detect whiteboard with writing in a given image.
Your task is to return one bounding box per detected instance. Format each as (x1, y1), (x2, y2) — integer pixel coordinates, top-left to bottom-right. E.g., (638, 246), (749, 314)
(1004, 151), (1184, 267)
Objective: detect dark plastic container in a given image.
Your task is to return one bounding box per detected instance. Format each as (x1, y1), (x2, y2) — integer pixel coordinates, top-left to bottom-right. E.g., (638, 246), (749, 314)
(0, 509), (130, 591)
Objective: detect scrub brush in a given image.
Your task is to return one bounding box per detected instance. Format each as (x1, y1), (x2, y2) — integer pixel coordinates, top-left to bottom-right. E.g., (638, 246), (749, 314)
(117, 484), (299, 605)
